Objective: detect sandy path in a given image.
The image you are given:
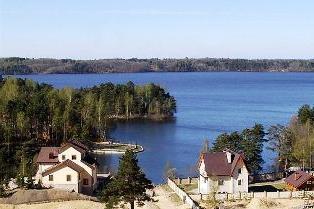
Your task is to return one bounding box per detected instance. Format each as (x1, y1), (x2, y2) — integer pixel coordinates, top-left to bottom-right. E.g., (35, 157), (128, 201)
(136, 186), (189, 209)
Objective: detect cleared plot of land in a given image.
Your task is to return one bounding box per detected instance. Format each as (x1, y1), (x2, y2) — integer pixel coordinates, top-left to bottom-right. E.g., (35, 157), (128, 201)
(249, 180), (286, 192)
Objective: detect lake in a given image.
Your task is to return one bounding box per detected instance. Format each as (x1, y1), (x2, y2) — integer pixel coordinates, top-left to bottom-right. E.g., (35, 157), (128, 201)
(13, 72), (314, 183)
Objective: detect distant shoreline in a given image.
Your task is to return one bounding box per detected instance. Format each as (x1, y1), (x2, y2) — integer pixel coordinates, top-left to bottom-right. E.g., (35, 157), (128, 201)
(1, 57), (313, 74)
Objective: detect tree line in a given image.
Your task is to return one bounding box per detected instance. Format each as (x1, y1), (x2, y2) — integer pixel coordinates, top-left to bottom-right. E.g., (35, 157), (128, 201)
(267, 105), (314, 172)
(208, 124), (266, 175)
(0, 77), (176, 183)
(204, 104), (314, 176)
(1, 57), (314, 74)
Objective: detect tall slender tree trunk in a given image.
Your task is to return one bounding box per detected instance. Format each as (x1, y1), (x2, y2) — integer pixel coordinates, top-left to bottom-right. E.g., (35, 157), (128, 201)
(130, 201), (134, 209)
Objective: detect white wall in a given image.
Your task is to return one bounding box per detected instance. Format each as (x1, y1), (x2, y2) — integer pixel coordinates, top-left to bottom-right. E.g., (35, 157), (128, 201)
(58, 147), (95, 180)
(35, 163), (55, 182)
(58, 147), (82, 162)
(199, 175), (209, 194)
(232, 163), (249, 193)
(199, 160), (209, 194)
(42, 166), (79, 192)
(168, 178), (200, 209)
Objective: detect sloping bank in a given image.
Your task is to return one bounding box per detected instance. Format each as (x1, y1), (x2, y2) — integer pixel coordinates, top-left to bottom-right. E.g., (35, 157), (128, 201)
(0, 189), (97, 205)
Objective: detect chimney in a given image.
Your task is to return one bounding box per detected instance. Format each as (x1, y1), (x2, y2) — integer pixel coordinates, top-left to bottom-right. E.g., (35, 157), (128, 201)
(225, 151), (232, 163)
(49, 152), (54, 159)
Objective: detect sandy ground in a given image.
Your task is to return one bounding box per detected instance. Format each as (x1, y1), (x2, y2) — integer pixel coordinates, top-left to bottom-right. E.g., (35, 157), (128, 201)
(0, 186), (190, 209)
(219, 198), (304, 209)
(0, 187), (307, 209)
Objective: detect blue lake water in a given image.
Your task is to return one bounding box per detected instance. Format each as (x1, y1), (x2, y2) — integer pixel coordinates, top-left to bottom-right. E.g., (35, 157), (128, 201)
(13, 72), (314, 183)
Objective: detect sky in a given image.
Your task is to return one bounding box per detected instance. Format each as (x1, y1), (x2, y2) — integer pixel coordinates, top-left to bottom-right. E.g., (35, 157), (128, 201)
(0, 0), (313, 59)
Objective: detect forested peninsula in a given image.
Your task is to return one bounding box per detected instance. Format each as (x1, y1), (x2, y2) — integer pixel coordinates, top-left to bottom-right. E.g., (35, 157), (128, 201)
(1, 57), (314, 74)
(0, 77), (176, 181)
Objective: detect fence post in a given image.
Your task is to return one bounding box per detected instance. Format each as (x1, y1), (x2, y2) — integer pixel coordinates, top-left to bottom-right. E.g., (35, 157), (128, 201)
(264, 191), (267, 198)
(252, 191), (254, 198)
(290, 191), (292, 198)
(226, 193), (228, 201)
(303, 190), (305, 198)
(277, 191), (280, 198)
(239, 192), (241, 200)
(188, 177), (192, 184)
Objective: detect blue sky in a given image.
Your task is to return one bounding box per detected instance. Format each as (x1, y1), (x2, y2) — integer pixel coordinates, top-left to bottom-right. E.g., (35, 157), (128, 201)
(0, 0), (313, 59)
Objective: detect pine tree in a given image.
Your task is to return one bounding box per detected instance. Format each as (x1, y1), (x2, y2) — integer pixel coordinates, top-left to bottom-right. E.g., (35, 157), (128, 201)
(100, 150), (153, 209)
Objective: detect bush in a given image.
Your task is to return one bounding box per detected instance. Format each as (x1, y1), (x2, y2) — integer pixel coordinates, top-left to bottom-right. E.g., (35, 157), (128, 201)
(0, 184), (6, 197)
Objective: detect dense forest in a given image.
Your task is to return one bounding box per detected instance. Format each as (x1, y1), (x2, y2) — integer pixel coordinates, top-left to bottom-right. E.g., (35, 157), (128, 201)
(1, 57), (314, 74)
(267, 105), (314, 172)
(0, 77), (176, 183)
(210, 124), (266, 175)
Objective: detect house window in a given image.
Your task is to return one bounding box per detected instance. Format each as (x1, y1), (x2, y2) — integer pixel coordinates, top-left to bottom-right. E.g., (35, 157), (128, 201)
(67, 175), (71, 181)
(218, 179), (224, 185)
(238, 179), (242, 186)
(83, 178), (89, 185)
(62, 155), (66, 160)
(238, 168), (242, 174)
(49, 175), (53, 181)
(72, 155), (77, 160)
(204, 177), (208, 183)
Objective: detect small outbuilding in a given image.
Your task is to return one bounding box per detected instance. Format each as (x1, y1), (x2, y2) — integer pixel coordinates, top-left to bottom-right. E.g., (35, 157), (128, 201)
(284, 170), (314, 191)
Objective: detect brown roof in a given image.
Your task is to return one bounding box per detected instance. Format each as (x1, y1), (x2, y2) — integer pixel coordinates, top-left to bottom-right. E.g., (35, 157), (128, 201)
(285, 170), (314, 188)
(36, 147), (60, 163)
(42, 159), (85, 176)
(59, 142), (86, 154)
(69, 139), (89, 151)
(200, 150), (245, 176)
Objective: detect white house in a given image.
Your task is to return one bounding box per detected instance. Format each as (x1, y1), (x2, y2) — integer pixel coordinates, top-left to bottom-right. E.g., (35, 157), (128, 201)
(35, 140), (98, 195)
(198, 149), (249, 194)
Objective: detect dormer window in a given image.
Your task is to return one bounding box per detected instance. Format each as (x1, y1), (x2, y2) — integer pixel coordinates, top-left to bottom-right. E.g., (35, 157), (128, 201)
(72, 155), (77, 160)
(62, 155), (66, 160)
(49, 152), (54, 159)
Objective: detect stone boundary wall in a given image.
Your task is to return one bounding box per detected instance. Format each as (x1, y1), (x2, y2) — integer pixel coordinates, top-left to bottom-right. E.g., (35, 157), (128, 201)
(167, 178), (200, 209)
(170, 177), (314, 203)
(213, 190), (314, 200)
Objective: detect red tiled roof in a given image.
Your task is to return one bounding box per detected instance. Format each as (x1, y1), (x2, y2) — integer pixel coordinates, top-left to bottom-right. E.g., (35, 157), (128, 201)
(200, 150), (245, 176)
(285, 170), (314, 188)
(42, 159), (85, 176)
(36, 147), (60, 163)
